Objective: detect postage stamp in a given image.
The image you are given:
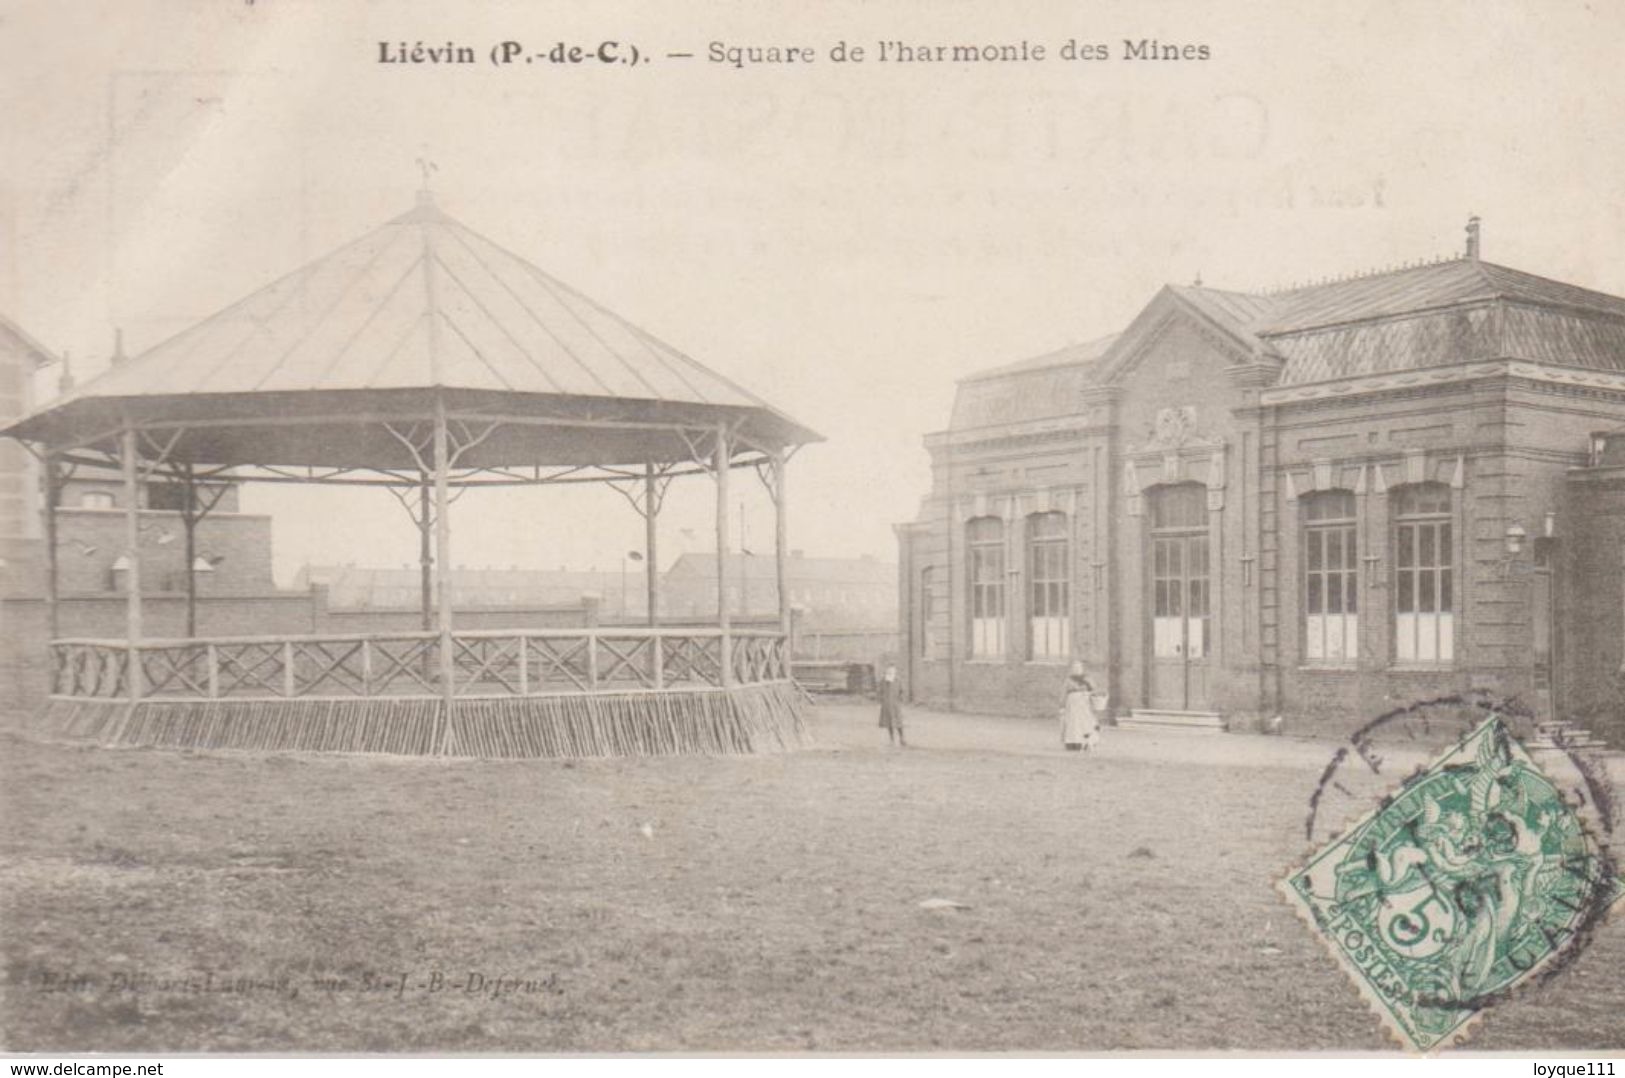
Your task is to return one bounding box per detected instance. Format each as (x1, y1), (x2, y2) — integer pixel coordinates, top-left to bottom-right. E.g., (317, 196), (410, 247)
(1280, 714), (1624, 1053)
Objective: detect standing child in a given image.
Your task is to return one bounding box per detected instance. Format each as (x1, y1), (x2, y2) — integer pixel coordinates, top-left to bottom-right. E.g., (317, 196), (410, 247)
(1059, 661), (1103, 753)
(878, 664), (906, 747)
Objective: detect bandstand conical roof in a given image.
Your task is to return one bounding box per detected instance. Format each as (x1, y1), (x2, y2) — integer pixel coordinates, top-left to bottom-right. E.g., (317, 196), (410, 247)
(5, 194), (819, 472)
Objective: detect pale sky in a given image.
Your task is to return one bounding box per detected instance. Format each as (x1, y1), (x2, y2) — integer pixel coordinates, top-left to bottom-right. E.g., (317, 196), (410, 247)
(4, 0), (1624, 584)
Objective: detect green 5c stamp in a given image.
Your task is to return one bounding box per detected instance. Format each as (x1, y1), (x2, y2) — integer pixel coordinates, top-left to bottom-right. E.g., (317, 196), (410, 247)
(1280, 714), (1623, 1052)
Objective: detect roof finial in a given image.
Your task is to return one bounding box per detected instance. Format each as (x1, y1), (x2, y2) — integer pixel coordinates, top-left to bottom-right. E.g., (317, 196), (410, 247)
(58, 351), (74, 393)
(415, 156), (439, 208)
(1465, 214), (1481, 260)
(110, 327), (127, 366)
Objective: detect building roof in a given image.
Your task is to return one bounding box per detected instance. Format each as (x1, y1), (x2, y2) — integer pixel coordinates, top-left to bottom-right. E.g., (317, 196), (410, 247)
(3, 194), (819, 468)
(57, 197), (785, 404)
(295, 563), (628, 608)
(1163, 286), (1279, 338)
(958, 333), (1120, 382)
(0, 314), (58, 368)
(948, 333), (1117, 431)
(1263, 258), (1625, 333)
(1257, 261), (1625, 385)
(666, 552), (896, 584)
(947, 252), (1625, 430)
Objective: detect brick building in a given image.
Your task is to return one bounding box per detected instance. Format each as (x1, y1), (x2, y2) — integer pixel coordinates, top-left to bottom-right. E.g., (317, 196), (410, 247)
(2, 315), (276, 601)
(0, 316), (53, 597)
(895, 227), (1625, 743)
(50, 466), (276, 596)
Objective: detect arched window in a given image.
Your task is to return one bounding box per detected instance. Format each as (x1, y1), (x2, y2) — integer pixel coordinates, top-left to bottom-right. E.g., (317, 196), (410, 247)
(1027, 512), (1070, 659)
(1394, 483), (1453, 663)
(919, 566), (936, 658)
(1304, 490), (1358, 661)
(967, 517), (1005, 657)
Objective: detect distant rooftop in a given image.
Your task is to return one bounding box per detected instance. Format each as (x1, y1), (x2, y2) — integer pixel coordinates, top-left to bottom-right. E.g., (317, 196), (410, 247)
(666, 551), (895, 584)
(296, 564), (628, 609)
(297, 553), (896, 606)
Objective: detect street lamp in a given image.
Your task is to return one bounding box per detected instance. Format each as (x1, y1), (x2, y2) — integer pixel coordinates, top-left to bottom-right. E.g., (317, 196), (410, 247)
(1497, 522), (1532, 582)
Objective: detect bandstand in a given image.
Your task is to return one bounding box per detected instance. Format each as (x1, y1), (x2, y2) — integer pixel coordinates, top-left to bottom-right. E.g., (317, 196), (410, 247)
(4, 192), (820, 757)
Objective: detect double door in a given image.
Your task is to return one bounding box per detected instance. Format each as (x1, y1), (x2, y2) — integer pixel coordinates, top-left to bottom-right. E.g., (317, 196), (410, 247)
(1149, 532), (1210, 710)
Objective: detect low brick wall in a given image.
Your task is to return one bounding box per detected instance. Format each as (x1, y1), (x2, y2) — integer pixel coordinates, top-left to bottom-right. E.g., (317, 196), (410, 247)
(904, 656), (1543, 742)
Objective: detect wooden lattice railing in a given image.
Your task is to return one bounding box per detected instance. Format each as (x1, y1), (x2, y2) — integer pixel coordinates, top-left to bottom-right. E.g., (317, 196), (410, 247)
(49, 628), (791, 701)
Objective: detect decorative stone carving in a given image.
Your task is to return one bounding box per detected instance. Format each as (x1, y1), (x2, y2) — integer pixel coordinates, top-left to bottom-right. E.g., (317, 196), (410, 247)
(1124, 405), (1225, 461)
(1119, 405), (1229, 518)
(1150, 405), (1198, 448)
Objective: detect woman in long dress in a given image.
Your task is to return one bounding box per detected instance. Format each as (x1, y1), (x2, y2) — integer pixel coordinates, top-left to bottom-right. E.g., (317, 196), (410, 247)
(1059, 661), (1102, 752)
(878, 664), (906, 747)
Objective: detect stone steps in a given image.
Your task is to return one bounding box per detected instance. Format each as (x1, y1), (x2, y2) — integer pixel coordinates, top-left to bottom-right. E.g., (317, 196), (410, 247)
(1120, 709), (1227, 734)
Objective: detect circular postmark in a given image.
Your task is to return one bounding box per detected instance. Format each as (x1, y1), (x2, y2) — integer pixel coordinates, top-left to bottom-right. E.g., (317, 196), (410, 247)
(1288, 692), (1621, 1048)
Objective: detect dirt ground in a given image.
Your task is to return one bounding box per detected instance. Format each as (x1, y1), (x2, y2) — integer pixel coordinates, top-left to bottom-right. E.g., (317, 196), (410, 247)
(2, 702), (1622, 1053)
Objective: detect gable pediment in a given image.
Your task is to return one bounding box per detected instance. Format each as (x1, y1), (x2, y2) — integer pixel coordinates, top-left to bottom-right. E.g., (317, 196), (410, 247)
(1098, 288), (1261, 386)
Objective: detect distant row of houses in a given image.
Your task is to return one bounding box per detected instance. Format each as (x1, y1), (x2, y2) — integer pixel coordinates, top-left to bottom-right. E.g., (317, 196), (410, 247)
(296, 553), (896, 627)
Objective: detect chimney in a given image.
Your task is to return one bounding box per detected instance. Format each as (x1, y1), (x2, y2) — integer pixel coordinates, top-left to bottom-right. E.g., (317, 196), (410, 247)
(1465, 215), (1481, 260)
(110, 328), (127, 366)
(57, 351), (75, 393)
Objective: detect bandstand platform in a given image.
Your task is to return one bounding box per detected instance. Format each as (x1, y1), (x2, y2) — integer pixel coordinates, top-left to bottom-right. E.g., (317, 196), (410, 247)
(8, 189), (820, 758)
(40, 626), (804, 756)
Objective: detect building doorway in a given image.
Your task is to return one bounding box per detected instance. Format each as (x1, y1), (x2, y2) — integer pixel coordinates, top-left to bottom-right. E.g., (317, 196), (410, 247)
(1148, 484), (1210, 710)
